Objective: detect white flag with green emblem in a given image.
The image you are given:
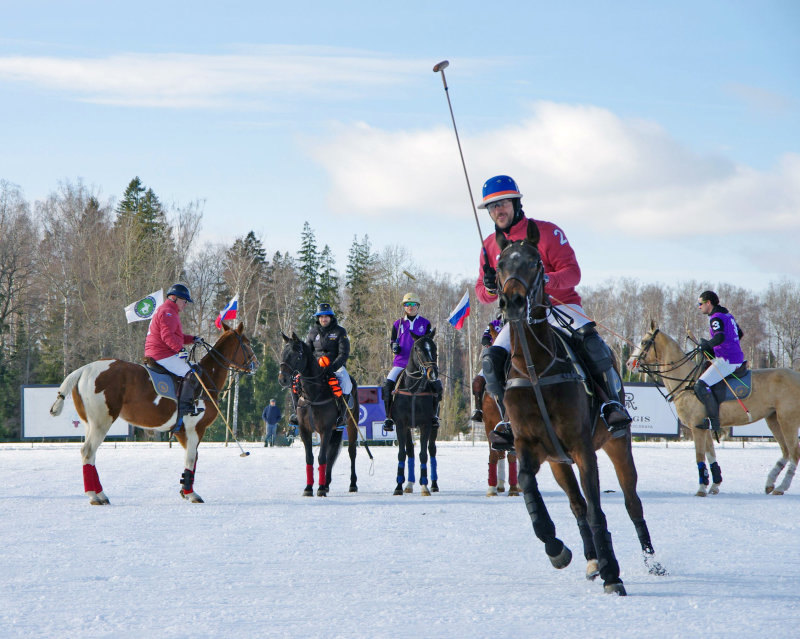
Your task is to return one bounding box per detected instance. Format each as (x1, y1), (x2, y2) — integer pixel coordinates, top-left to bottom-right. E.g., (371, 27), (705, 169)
(124, 289), (164, 323)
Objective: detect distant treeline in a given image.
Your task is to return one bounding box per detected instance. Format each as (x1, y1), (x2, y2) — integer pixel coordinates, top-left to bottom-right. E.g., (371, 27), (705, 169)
(1, 177), (798, 440)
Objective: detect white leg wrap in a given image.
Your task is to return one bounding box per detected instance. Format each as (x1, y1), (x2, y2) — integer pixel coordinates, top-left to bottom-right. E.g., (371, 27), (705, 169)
(497, 457), (507, 482)
(774, 461), (797, 494)
(767, 458), (788, 485)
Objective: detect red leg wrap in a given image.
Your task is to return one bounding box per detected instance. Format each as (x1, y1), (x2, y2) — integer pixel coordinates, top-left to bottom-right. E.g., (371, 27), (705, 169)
(306, 464), (314, 486)
(488, 462), (498, 487)
(318, 463), (327, 487)
(83, 464), (102, 493)
(509, 460), (518, 485)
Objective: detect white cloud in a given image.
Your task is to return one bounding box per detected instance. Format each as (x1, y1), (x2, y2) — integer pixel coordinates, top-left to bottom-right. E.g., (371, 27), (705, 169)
(310, 101), (800, 238)
(0, 46), (431, 108)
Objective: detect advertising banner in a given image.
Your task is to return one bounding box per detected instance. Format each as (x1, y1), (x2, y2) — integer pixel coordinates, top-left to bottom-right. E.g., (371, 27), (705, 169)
(625, 382), (680, 437)
(22, 385), (130, 439)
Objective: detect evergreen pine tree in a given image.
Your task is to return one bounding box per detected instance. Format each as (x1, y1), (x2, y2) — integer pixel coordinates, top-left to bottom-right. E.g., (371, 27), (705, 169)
(297, 222), (320, 332)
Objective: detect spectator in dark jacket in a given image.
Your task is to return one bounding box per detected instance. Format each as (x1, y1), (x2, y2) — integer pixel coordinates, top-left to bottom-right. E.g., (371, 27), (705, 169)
(262, 399), (281, 447)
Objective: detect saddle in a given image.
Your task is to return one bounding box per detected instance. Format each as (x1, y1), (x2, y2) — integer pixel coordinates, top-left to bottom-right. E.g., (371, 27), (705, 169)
(715, 363), (752, 402)
(143, 357), (180, 401)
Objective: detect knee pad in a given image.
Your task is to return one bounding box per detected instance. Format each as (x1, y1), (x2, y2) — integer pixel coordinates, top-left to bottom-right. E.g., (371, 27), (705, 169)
(482, 346), (508, 398)
(693, 380), (711, 403)
(573, 323), (614, 374)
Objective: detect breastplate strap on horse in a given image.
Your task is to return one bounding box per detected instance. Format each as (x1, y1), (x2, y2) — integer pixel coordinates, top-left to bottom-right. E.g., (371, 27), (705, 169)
(508, 318), (574, 464)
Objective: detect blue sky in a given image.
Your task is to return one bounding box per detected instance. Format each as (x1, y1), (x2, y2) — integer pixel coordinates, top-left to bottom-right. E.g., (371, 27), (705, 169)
(1, 1), (798, 293)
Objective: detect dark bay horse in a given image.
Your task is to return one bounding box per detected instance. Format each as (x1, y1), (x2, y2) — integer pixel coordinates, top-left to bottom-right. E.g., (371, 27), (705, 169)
(390, 331), (440, 496)
(49, 322), (257, 504)
(279, 332), (360, 496)
(495, 220), (664, 595)
(629, 323), (800, 495)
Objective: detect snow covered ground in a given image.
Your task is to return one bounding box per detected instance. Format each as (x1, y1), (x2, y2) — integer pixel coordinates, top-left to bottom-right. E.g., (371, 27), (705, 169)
(1, 439), (797, 639)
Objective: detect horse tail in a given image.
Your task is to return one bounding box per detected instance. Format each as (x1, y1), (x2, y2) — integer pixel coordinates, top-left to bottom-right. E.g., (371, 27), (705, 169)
(49, 364), (91, 416)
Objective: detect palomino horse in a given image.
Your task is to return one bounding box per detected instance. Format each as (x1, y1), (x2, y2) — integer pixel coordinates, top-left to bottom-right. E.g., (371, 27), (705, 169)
(390, 331), (440, 496)
(495, 220), (663, 594)
(49, 322), (257, 504)
(278, 332), (360, 496)
(628, 323), (800, 495)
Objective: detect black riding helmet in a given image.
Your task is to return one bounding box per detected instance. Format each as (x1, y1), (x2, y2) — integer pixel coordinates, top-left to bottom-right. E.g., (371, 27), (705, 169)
(167, 283), (193, 303)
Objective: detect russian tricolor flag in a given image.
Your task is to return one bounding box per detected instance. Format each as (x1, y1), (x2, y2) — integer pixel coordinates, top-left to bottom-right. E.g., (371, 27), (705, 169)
(447, 290), (471, 330)
(215, 295), (238, 330)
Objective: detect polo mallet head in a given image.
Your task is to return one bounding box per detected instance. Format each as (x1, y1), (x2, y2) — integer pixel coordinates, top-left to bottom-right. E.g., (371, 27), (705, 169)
(432, 60), (449, 72)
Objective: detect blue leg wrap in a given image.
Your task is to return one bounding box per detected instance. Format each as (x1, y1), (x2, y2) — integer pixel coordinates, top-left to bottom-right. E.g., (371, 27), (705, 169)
(431, 457), (438, 481)
(408, 458), (416, 483)
(396, 462), (405, 485)
(697, 462), (709, 486)
(420, 463), (428, 486)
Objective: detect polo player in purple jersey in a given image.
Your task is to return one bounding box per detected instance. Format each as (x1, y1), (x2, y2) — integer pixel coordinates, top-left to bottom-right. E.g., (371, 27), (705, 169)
(695, 290), (745, 431)
(382, 293), (440, 430)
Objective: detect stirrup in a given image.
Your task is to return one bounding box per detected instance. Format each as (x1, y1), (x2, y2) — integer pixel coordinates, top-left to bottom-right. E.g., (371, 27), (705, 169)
(696, 417), (720, 432)
(470, 409), (483, 422)
(488, 421), (514, 451)
(383, 418), (394, 432)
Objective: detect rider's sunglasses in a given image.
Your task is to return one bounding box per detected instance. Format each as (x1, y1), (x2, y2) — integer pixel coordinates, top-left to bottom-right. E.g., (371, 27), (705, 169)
(486, 199), (512, 212)
(404, 302), (419, 307)
(697, 301), (706, 307)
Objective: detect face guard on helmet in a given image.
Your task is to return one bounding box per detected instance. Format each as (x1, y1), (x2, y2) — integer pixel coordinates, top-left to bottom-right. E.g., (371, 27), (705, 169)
(477, 175), (522, 209)
(167, 283), (193, 303)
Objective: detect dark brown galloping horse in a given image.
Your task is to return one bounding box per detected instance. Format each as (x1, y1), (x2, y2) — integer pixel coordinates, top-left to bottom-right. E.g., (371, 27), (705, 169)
(279, 332), (360, 496)
(49, 322), (257, 504)
(495, 220), (665, 595)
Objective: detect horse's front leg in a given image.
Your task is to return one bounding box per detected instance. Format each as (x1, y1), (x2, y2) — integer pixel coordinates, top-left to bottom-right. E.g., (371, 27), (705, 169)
(573, 448), (625, 595)
(517, 446), (571, 569)
(694, 428), (711, 496)
(419, 424), (431, 496)
(602, 437), (667, 576)
(299, 419), (315, 497)
(394, 423), (407, 495)
(429, 422), (438, 493)
(316, 425), (333, 497)
(403, 426), (416, 493)
(548, 461), (596, 579)
(179, 426), (203, 503)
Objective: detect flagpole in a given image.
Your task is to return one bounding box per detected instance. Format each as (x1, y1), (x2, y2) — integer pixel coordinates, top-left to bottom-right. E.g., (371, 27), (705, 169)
(467, 308), (475, 446)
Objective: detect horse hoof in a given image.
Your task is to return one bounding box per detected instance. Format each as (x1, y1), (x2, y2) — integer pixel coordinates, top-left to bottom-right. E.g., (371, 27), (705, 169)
(603, 582), (627, 596)
(393, 486), (403, 496)
(765, 485), (774, 494)
(180, 489), (204, 503)
(585, 559), (600, 580)
(316, 487), (328, 497)
(644, 555), (668, 576)
(404, 484), (414, 494)
(349, 485), (358, 493)
(87, 491), (110, 505)
(486, 486), (498, 497)
(771, 489), (785, 496)
(548, 544), (572, 569)
(709, 483), (721, 495)
(421, 486), (431, 496)
(695, 487), (708, 497)
(508, 485), (521, 497)
(431, 481), (439, 492)
(497, 480), (505, 493)
(303, 486), (313, 497)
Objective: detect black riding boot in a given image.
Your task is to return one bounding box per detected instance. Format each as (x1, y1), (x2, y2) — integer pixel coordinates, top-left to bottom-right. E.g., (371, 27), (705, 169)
(430, 379), (443, 428)
(483, 346), (514, 451)
(336, 393), (351, 430)
(382, 378), (396, 431)
(288, 389), (299, 426)
(573, 323), (632, 437)
(693, 380), (721, 431)
(174, 372), (205, 432)
(470, 374), (485, 422)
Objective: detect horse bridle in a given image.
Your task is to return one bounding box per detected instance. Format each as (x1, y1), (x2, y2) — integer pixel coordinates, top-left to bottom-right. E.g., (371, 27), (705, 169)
(196, 331), (258, 376)
(410, 337), (438, 384)
(279, 340), (336, 406)
(632, 329), (703, 402)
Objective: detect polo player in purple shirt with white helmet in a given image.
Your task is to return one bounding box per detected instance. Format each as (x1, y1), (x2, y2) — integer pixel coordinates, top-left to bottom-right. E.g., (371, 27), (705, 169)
(695, 290), (745, 431)
(382, 293), (440, 430)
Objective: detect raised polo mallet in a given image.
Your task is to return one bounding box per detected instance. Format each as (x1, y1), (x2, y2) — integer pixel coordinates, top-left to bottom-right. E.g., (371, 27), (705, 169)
(432, 60), (488, 259)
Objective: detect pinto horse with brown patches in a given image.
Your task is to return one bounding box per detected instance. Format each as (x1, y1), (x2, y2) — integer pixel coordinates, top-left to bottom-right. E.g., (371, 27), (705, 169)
(494, 220), (666, 595)
(278, 332), (360, 496)
(49, 322), (257, 504)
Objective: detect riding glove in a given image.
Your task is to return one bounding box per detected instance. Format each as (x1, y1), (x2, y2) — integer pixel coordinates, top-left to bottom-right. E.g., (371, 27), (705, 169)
(482, 264), (498, 295)
(391, 342), (400, 354)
